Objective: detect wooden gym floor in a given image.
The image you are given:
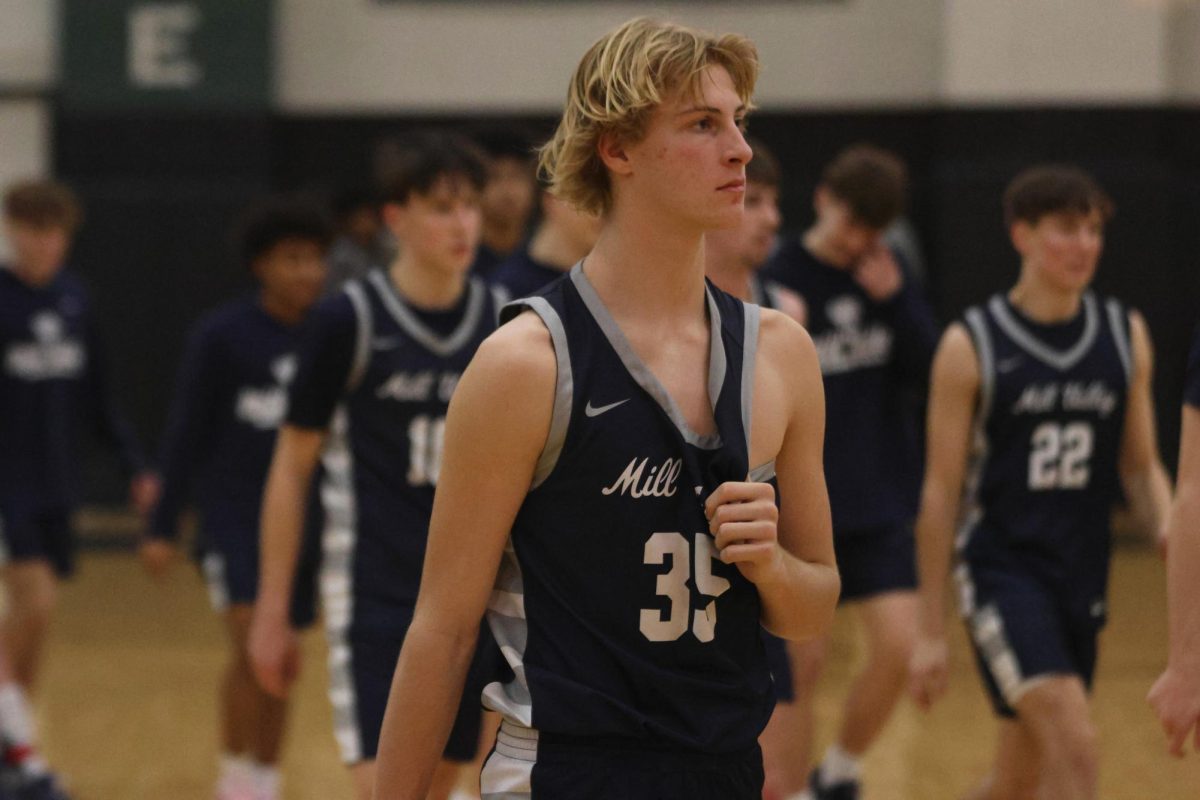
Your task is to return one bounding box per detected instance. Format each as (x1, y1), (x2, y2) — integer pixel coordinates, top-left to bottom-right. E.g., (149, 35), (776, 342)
(29, 544), (1200, 799)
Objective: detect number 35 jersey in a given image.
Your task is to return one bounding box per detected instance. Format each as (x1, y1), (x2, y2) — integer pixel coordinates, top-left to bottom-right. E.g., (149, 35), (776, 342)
(484, 264), (775, 754)
(959, 292), (1131, 607)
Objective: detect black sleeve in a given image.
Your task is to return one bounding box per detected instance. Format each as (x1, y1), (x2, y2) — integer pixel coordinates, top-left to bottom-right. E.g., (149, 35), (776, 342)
(879, 252), (940, 388)
(149, 320), (224, 540)
(286, 293), (359, 430)
(82, 312), (149, 476)
(1185, 324), (1200, 410)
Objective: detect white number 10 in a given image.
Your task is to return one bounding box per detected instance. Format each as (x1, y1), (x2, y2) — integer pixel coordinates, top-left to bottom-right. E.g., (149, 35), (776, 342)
(640, 532), (730, 643)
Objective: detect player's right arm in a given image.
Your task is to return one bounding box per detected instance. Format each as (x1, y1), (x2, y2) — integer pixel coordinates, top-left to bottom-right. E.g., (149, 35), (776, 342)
(250, 294), (356, 698)
(909, 323), (979, 710)
(373, 312), (554, 800)
(1148, 398), (1200, 755)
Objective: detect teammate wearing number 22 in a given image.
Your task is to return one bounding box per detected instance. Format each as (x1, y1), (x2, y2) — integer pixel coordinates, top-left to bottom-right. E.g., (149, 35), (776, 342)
(909, 165), (1170, 800)
(373, 18), (840, 800)
(248, 134), (507, 800)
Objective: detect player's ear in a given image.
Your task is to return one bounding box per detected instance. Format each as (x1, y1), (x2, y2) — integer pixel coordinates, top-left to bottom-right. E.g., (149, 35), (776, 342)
(597, 132), (634, 178)
(1010, 219), (1032, 255)
(381, 201), (407, 237)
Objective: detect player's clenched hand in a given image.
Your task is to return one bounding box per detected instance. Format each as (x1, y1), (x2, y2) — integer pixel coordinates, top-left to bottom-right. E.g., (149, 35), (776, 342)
(705, 481), (783, 585)
(909, 634), (950, 711)
(249, 605), (300, 699)
(138, 538), (175, 578)
(1148, 667), (1200, 757)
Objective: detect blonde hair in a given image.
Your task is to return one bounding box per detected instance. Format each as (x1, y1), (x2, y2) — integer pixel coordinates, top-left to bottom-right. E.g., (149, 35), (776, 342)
(539, 18), (759, 216)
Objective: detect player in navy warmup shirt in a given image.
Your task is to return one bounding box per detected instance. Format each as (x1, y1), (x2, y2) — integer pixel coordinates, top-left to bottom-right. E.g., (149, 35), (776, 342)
(373, 20), (840, 800)
(140, 199), (331, 800)
(761, 145), (937, 800)
(490, 182), (600, 299)
(910, 166), (1170, 799)
(249, 134), (505, 800)
(470, 127), (537, 279)
(0, 181), (124, 800)
(1150, 325), (1200, 756)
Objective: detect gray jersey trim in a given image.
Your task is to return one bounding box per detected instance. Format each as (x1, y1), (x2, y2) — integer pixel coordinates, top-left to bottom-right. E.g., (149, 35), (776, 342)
(1106, 299), (1133, 382)
(490, 285), (512, 324)
(343, 280), (373, 392)
(988, 292), (1099, 372)
(367, 271), (486, 357)
(741, 302), (761, 465)
(964, 308), (995, 423)
(504, 297), (572, 489)
(748, 460), (776, 483)
(959, 310), (995, 556)
(764, 281), (786, 312)
(570, 263), (724, 450)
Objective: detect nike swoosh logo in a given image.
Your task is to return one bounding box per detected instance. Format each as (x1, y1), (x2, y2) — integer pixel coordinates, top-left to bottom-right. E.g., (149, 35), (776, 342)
(585, 399), (629, 418)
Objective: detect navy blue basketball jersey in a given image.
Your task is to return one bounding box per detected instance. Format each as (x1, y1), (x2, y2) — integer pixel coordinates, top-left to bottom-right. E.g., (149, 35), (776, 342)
(490, 246), (568, 300)
(287, 272), (506, 637)
(958, 292), (1131, 611)
(483, 264), (775, 754)
(748, 274), (786, 312)
(0, 267), (145, 511)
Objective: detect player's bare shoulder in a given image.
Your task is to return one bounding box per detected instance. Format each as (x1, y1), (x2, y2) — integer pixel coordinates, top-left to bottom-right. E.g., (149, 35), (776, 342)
(758, 307), (821, 397)
(751, 308), (824, 466)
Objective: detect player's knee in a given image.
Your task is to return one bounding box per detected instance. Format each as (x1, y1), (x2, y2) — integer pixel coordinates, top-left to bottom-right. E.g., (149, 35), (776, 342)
(1060, 720), (1099, 784)
(787, 640), (828, 686)
(11, 578), (57, 626)
(871, 624), (916, 673)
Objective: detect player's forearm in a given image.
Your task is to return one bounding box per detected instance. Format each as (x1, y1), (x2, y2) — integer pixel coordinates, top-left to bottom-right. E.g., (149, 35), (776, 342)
(1121, 460), (1172, 544)
(373, 614), (480, 800)
(1166, 491), (1200, 672)
(258, 461), (311, 618)
(757, 553), (840, 641)
(915, 482), (959, 637)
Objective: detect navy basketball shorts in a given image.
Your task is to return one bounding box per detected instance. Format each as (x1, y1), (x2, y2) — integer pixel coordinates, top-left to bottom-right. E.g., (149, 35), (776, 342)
(957, 562), (1101, 719)
(199, 527), (319, 628)
(761, 631), (795, 702)
(481, 721), (764, 799)
(0, 503), (76, 577)
(328, 619), (499, 765)
(833, 523), (918, 602)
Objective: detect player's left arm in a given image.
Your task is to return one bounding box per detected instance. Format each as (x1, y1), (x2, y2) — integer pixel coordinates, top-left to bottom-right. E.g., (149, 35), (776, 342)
(706, 310), (839, 642)
(1118, 310), (1172, 550)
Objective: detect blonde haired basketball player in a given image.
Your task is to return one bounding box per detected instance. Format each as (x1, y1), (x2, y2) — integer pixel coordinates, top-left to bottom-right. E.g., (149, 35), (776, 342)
(373, 18), (839, 800)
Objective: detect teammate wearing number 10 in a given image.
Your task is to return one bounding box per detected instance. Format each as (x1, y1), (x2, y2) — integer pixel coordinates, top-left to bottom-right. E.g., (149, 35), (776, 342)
(909, 165), (1170, 800)
(248, 133), (506, 800)
(373, 18), (840, 800)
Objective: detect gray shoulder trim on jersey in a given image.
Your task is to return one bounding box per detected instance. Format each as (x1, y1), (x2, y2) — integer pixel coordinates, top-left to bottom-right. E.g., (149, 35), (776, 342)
(368, 271), (487, 357)
(490, 284), (512, 325)
(512, 296), (572, 489)
(748, 459), (776, 483)
(1106, 298), (1133, 382)
(741, 301), (761, 464)
(570, 263), (724, 450)
(748, 277), (765, 307)
(764, 281), (786, 312)
(964, 306), (995, 422)
(343, 281), (373, 392)
(988, 292), (1099, 372)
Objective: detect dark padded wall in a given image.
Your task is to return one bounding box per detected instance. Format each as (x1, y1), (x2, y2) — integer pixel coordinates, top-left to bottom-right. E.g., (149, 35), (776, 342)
(55, 107), (1200, 500)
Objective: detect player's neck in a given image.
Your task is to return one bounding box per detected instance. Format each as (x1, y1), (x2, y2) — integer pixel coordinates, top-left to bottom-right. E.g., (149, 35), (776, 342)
(258, 291), (304, 327)
(481, 220), (523, 257)
(585, 205), (707, 321)
(704, 258), (754, 302)
(8, 262), (58, 289)
(528, 225), (582, 272)
(388, 254), (466, 310)
(1008, 272), (1083, 324)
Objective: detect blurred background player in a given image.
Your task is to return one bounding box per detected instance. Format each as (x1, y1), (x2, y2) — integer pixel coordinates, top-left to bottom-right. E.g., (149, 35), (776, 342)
(470, 126), (537, 277)
(703, 136), (804, 323)
(909, 165), (1170, 799)
(0, 179), (157, 688)
(488, 181), (601, 299)
(325, 188), (391, 293)
(1148, 325), (1200, 757)
(140, 198), (332, 800)
(763, 145), (938, 800)
(248, 133), (504, 800)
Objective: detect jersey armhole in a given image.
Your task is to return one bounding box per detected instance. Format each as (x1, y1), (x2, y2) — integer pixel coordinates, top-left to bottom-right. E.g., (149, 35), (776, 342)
(343, 281), (373, 393)
(503, 297), (573, 489)
(740, 301), (761, 469)
(963, 307), (995, 423)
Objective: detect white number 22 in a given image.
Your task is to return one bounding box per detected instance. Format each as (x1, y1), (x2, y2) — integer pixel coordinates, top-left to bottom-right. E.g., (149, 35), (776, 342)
(1028, 421), (1093, 490)
(640, 532), (730, 643)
